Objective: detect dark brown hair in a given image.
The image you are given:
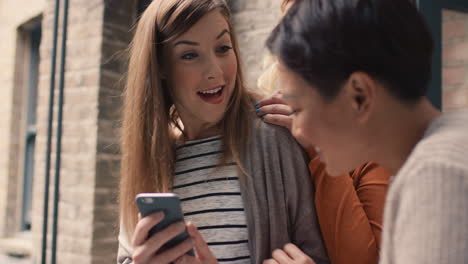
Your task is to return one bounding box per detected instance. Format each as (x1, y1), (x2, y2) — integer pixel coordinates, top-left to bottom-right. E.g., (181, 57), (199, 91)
(268, 0), (434, 102)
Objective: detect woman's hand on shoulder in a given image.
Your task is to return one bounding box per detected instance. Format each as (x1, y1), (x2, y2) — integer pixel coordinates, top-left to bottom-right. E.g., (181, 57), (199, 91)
(255, 90), (294, 131)
(255, 90), (312, 150)
(263, 244), (316, 264)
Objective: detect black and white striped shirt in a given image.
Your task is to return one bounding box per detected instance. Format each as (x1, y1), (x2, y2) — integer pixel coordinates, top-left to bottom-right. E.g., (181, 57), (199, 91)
(174, 135), (250, 263)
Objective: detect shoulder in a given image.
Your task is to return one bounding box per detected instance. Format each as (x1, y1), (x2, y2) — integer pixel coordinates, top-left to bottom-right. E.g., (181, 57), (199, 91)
(249, 117), (300, 150)
(247, 118), (311, 180)
(242, 116), (309, 177)
(351, 162), (392, 186)
(400, 111), (468, 181)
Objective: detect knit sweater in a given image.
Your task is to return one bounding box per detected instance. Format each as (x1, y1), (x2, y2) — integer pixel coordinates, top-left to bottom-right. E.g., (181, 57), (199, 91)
(380, 110), (468, 264)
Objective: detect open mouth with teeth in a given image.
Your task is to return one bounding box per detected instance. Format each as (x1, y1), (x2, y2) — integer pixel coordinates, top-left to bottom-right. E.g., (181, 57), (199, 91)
(197, 85), (225, 104)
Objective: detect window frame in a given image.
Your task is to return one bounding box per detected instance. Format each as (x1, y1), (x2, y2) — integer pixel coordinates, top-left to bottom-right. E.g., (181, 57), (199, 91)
(12, 17), (43, 232)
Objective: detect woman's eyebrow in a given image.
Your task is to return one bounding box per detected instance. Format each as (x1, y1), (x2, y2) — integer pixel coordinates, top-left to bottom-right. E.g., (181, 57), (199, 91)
(173, 40), (199, 47)
(216, 29), (229, 39)
(173, 29), (229, 47)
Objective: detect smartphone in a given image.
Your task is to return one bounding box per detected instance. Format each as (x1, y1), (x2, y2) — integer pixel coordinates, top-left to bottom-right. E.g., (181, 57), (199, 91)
(135, 193), (194, 255)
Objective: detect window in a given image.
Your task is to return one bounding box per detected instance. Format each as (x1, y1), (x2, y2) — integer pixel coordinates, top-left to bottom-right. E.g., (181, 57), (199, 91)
(17, 19), (42, 231)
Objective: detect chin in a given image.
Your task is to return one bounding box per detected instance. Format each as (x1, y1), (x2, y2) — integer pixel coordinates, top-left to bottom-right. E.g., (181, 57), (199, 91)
(199, 95), (232, 125)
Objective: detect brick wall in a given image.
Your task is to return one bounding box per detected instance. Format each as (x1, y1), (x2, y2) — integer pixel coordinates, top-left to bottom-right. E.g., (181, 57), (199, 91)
(92, 1), (135, 263)
(31, 0), (105, 262)
(30, 0), (136, 262)
(442, 9), (468, 111)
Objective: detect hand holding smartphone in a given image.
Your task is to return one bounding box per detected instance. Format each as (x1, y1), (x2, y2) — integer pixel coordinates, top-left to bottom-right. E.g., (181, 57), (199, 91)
(134, 193), (194, 261)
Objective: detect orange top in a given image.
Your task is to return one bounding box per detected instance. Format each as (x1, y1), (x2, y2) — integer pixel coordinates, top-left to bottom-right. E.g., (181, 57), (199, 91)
(307, 150), (391, 264)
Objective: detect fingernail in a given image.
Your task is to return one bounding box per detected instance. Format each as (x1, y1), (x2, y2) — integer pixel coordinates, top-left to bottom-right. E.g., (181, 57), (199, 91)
(255, 108), (261, 114)
(254, 102), (260, 107)
(260, 114), (266, 119)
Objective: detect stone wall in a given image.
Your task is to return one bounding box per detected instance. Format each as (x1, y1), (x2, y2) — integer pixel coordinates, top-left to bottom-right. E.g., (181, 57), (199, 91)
(31, 0), (105, 262)
(230, 0), (282, 90)
(92, 0), (136, 262)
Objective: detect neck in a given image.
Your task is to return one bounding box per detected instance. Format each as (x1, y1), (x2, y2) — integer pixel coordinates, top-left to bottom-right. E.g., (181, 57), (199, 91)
(183, 122), (221, 141)
(370, 98), (441, 174)
(174, 103), (222, 141)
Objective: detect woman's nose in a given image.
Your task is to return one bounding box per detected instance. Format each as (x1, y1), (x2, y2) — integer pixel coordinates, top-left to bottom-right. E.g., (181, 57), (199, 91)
(205, 56), (223, 80)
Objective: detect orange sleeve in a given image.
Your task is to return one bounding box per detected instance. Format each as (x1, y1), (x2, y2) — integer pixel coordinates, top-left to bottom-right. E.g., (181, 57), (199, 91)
(309, 157), (390, 264)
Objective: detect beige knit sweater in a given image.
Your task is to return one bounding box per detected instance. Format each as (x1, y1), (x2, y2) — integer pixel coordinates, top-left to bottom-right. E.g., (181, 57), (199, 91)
(380, 110), (468, 264)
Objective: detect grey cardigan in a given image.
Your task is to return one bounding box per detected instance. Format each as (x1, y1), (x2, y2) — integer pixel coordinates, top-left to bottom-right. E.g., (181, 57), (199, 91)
(117, 118), (329, 264)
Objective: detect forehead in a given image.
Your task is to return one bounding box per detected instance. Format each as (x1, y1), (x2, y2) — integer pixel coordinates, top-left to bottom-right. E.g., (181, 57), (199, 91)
(277, 61), (306, 94)
(276, 60), (325, 105)
(173, 10), (229, 41)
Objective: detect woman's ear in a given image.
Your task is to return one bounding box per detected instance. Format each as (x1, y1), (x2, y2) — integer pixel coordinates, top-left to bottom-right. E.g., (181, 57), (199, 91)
(343, 72), (376, 122)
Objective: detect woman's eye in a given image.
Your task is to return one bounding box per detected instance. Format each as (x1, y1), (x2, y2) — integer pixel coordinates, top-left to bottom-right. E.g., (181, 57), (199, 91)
(217, 45), (233, 53)
(181, 52), (198, 60)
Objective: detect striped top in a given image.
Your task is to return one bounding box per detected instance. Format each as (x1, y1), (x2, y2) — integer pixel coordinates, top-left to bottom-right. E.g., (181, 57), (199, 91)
(173, 135), (250, 263)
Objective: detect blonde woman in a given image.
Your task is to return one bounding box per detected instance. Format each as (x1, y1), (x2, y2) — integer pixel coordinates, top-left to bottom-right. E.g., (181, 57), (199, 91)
(256, 1), (391, 264)
(117, 0), (329, 264)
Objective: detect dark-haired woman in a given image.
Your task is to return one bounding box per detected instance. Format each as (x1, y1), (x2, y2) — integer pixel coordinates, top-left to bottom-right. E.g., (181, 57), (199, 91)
(258, 1), (391, 264)
(264, 0), (468, 263)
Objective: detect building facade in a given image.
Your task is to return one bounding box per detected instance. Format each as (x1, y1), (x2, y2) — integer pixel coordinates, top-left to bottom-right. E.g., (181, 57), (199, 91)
(0, 0), (467, 263)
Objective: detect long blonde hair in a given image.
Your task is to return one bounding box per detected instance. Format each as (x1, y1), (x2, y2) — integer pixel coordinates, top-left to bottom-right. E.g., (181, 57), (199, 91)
(120, 0), (255, 236)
